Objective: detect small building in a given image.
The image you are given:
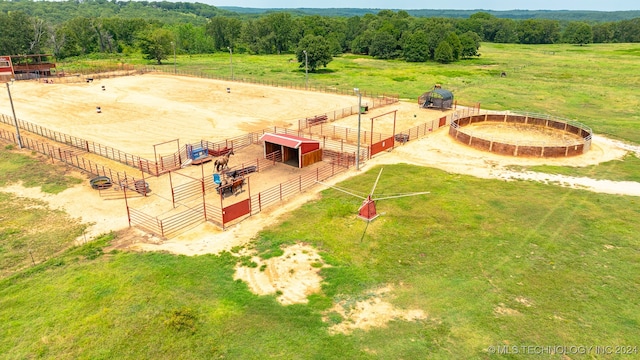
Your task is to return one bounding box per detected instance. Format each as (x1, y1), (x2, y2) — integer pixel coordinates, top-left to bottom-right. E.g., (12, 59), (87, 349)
(0, 56), (13, 82)
(419, 88), (454, 109)
(1, 54), (56, 81)
(259, 133), (322, 168)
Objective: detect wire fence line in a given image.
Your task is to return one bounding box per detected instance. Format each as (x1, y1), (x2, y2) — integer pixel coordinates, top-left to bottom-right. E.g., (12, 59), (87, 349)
(0, 123), (147, 193)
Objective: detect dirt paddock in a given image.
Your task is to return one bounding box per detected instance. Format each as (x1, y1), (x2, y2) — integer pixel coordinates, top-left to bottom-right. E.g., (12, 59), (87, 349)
(0, 73), (362, 158)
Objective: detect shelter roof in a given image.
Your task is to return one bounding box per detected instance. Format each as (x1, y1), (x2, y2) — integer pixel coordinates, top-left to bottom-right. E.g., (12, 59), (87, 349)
(259, 133), (319, 149)
(430, 89), (453, 100)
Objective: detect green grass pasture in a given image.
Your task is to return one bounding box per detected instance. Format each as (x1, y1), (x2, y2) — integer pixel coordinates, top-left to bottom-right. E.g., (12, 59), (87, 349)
(2, 165), (638, 359)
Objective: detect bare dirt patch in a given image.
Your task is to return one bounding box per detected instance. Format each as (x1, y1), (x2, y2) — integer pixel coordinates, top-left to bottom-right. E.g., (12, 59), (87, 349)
(233, 243), (328, 305)
(494, 304), (522, 316)
(323, 286), (427, 335)
(0, 179), (128, 243)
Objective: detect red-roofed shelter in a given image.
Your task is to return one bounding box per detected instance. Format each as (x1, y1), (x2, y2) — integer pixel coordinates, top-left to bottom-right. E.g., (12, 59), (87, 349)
(259, 133), (322, 168)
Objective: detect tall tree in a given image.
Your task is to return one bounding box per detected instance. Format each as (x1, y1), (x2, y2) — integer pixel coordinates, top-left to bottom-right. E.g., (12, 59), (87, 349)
(563, 22), (593, 45)
(265, 12), (294, 54)
(445, 32), (462, 60)
(297, 35), (332, 72)
(402, 30), (429, 62)
(369, 31), (397, 59)
(206, 16), (241, 51)
(351, 29), (374, 55)
(493, 19), (519, 43)
(30, 17), (48, 54)
(434, 41), (454, 64)
(592, 22), (616, 43)
(459, 31), (481, 58)
(61, 17), (99, 56)
(518, 19), (560, 44)
(138, 28), (173, 64)
(0, 11), (33, 55)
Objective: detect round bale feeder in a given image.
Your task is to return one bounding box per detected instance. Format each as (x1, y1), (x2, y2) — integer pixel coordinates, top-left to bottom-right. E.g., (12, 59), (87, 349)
(449, 112), (593, 157)
(419, 88), (454, 110)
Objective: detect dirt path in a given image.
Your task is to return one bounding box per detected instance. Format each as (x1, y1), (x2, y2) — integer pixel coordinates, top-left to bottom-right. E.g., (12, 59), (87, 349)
(376, 132), (640, 196)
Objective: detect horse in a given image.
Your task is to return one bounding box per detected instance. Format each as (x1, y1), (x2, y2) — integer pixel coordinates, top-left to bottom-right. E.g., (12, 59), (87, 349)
(230, 177), (245, 195)
(216, 176), (232, 196)
(214, 150), (234, 172)
(216, 175), (244, 197)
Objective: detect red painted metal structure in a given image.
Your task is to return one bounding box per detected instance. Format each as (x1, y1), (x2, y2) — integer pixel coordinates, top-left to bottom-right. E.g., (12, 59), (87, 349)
(369, 110), (397, 158)
(358, 196), (379, 221)
(260, 133), (321, 168)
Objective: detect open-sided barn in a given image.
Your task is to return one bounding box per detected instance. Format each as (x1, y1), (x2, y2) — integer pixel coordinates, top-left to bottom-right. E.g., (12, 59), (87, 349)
(260, 133), (322, 168)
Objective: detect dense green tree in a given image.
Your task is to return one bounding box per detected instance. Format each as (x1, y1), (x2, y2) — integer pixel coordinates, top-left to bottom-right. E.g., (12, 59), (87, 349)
(240, 18), (274, 54)
(518, 19), (560, 44)
(493, 18), (519, 43)
(459, 31), (481, 58)
(592, 22), (616, 43)
(0, 11), (34, 55)
(265, 12), (294, 54)
(173, 23), (214, 54)
(297, 35), (332, 72)
(344, 16), (365, 52)
(411, 17), (455, 60)
(297, 15), (345, 54)
(206, 16), (242, 51)
(101, 18), (149, 50)
(138, 28), (173, 64)
(562, 22), (593, 45)
(402, 31), (429, 62)
(60, 17), (99, 56)
(444, 32), (462, 60)
(615, 18), (640, 42)
(434, 40), (454, 63)
(369, 31), (397, 59)
(351, 29), (374, 55)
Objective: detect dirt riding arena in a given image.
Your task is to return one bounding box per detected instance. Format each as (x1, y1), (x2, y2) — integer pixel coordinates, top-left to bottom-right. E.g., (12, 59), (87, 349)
(1, 73), (361, 158)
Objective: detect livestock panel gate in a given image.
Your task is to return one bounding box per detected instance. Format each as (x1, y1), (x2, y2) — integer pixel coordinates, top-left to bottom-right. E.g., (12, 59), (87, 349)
(369, 110), (397, 158)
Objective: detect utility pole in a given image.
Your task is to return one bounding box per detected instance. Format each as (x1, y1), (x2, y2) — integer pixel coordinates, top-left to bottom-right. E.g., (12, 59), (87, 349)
(170, 42), (177, 74)
(6, 82), (23, 148)
(303, 50), (308, 89)
(228, 47), (233, 81)
(354, 88), (362, 170)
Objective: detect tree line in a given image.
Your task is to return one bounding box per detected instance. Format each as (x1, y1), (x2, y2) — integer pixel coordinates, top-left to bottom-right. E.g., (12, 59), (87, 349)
(1, 1), (639, 69)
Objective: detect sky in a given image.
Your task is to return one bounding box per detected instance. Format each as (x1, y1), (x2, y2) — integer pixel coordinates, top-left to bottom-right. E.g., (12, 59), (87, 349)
(206, 1), (638, 11)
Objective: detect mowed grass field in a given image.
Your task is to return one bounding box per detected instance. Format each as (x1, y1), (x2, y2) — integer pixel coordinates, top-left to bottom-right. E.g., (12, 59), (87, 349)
(1, 43), (639, 359)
